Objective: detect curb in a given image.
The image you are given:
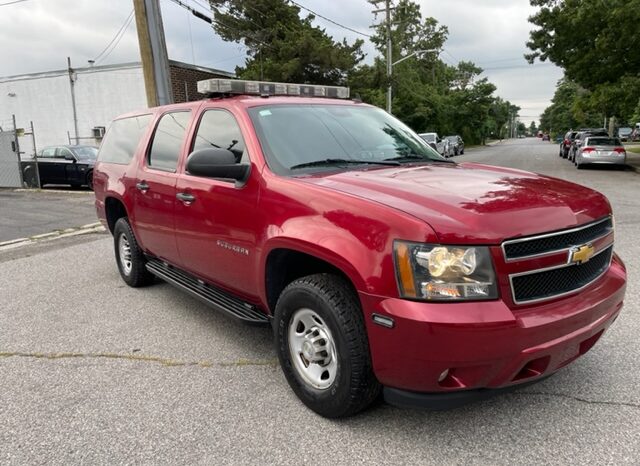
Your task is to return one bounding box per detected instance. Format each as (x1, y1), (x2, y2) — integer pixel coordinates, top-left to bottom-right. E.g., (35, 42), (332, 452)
(12, 188), (94, 195)
(0, 223), (105, 251)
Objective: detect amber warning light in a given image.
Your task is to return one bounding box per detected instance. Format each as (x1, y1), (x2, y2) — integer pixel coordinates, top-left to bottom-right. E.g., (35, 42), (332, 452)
(197, 79), (350, 99)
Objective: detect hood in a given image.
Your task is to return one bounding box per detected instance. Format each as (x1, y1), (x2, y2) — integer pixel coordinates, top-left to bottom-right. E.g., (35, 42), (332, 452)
(297, 162), (610, 244)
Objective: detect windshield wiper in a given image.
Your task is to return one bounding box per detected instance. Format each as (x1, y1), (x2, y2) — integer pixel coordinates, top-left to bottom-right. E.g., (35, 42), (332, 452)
(384, 154), (454, 163)
(290, 158), (401, 170)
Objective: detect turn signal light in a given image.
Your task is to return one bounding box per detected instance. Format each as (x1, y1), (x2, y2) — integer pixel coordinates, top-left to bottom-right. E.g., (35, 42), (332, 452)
(613, 148), (626, 154)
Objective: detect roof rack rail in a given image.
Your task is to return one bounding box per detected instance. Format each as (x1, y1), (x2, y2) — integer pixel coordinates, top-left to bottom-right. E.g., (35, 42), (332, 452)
(197, 78), (349, 99)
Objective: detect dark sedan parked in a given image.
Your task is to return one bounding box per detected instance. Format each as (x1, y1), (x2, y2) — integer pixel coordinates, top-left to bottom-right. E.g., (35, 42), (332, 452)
(22, 145), (97, 189)
(559, 131), (577, 158)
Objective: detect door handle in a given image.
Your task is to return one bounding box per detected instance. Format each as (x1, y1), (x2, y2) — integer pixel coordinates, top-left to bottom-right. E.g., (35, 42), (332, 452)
(176, 192), (196, 204)
(136, 182), (149, 192)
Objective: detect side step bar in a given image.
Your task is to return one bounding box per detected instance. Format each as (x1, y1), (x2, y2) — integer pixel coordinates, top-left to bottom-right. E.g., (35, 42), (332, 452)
(146, 259), (270, 325)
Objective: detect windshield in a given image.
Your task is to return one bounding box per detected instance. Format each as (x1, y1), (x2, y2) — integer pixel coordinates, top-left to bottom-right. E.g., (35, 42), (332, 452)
(72, 146), (98, 160)
(249, 104), (445, 175)
(445, 136), (457, 142)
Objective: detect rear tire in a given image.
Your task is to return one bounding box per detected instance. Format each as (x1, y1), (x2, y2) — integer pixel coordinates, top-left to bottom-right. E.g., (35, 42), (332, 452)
(274, 273), (380, 418)
(113, 217), (154, 287)
(86, 170), (94, 191)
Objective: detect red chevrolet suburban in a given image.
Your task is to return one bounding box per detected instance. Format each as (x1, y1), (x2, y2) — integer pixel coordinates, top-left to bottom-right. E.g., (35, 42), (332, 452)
(94, 79), (626, 418)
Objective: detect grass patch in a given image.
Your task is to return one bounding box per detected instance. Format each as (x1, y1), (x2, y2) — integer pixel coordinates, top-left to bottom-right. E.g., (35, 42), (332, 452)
(626, 146), (640, 154)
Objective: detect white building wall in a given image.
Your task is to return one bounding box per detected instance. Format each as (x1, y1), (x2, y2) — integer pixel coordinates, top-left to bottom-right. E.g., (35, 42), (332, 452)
(0, 64), (147, 153)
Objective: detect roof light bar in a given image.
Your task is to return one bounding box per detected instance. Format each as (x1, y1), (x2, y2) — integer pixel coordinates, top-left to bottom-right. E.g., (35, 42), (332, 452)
(197, 79), (350, 99)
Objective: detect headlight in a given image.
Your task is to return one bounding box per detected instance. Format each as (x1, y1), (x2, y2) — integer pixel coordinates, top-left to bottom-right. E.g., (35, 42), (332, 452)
(393, 241), (498, 301)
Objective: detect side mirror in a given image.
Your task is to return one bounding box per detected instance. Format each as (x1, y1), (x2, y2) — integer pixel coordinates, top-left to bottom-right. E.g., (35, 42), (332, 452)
(186, 148), (250, 183)
(64, 153), (76, 162)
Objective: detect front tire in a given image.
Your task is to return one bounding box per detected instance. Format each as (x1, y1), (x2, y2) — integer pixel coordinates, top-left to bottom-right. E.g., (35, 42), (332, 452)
(274, 274), (380, 418)
(113, 217), (154, 287)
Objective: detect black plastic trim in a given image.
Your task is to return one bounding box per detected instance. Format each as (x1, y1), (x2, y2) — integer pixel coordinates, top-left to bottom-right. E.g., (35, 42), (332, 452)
(383, 376), (551, 411)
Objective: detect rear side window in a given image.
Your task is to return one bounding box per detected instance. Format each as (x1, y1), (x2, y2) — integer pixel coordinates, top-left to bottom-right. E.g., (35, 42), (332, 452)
(148, 111), (191, 172)
(39, 148), (56, 158)
(98, 115), (152, 165)
(191, 110), (248, 164)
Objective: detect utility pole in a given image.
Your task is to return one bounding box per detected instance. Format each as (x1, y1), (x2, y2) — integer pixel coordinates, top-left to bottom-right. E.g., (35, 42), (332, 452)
(67, 57), (79, 142)
(133, 0), (173, 107)
(370, 0), (395, 113)
(385, 0), (392, 113)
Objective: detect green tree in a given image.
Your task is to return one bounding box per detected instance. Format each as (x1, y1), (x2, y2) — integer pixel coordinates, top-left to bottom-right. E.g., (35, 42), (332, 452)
(209, 0), (364, 84)
(526, 0), (640, 90)
(529, 121), (537, 135)
(365, 0), (498, 144)
(539, 79), (602, 135)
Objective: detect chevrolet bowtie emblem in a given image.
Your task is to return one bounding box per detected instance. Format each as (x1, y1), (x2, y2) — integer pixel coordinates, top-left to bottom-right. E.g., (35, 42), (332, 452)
(569, 244), (595, 264)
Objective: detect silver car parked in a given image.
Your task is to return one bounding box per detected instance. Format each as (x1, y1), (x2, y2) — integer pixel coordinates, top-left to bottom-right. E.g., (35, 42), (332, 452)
(575, 136), (626, 169)
(419, 132), (452, 157)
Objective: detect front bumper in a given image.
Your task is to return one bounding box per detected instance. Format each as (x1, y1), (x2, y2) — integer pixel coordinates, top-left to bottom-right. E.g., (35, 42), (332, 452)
(359, 254), (626, 406)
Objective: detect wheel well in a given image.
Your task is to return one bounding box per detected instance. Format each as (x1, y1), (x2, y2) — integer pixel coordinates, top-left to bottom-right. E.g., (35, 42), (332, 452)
(265, 248), (356, 314)
(105, 197), (128, 233)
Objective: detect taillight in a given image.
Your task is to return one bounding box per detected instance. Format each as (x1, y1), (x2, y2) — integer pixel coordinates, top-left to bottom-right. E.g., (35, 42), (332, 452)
(614, 147), (626, 154)
(582, 147), (595, 153)
(564, 139), (570, 146)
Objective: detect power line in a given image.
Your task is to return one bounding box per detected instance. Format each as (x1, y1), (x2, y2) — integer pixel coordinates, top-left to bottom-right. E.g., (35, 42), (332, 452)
(93, 10), (134, 63)
(289, 0), (371, 37)
(166, 0), (276, 52)
(0, 0), (29, 6)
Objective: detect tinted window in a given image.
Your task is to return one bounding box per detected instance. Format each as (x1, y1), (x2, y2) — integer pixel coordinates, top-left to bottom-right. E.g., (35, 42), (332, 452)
(72, 146), (98, 160)
(148, 112), (191, 172)
(98, 115), (152, 165)
(56, 147), (73, 159)
(191, 110), (248, 164)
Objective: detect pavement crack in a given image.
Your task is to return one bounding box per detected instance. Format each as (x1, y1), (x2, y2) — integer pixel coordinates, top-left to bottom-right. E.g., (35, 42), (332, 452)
(513, 390), (640, 409)
(0, 351), (277, 368)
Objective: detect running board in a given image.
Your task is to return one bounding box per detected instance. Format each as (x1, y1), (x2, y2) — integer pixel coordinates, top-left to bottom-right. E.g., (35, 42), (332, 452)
(146, 259), (269, 325)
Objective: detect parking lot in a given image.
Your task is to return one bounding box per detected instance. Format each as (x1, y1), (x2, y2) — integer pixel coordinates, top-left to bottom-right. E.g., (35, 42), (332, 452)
(0, 188), (97, 242)
(1, 138), (638, 464)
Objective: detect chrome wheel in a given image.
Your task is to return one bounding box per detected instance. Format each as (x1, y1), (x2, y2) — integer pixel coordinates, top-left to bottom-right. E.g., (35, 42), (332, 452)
(288, 308), (337, 390)
(118, 233), (132, 276)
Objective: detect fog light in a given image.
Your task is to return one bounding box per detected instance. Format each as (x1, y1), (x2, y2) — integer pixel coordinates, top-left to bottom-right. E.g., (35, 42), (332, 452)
(438, 368), (450, 382)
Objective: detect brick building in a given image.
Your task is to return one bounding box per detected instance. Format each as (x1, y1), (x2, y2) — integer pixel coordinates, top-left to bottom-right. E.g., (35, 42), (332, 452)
(169, 60), (235, 103)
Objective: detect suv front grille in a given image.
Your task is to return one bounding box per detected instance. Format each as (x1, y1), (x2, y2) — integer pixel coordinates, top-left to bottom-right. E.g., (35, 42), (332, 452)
(511, 246), (613, 304)
(503, 217), (612, 260)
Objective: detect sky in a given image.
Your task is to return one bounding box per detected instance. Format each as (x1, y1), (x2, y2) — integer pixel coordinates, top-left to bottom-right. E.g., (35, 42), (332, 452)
(0, 0), (563, 124)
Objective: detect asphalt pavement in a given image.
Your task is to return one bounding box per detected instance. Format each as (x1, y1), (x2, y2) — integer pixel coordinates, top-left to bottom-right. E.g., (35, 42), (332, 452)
(0, 188), (97, 242)
(1, 138), (639, 464)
